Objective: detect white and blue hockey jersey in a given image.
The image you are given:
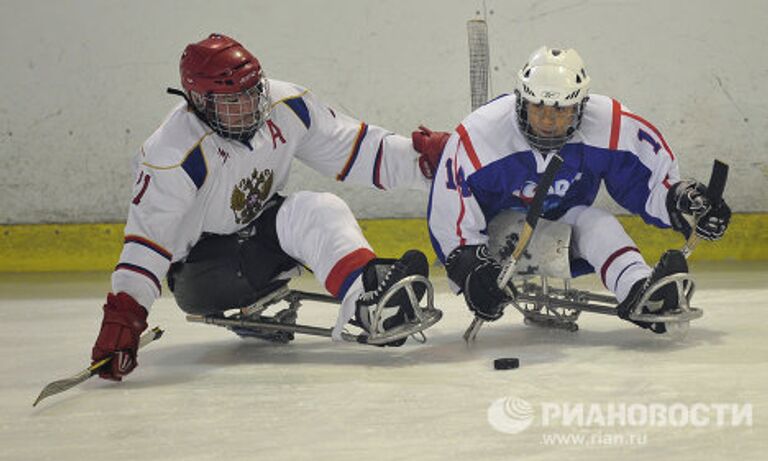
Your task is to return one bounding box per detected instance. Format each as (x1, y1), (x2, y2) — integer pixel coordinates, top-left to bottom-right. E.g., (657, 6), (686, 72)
(427, 93), (681, 263)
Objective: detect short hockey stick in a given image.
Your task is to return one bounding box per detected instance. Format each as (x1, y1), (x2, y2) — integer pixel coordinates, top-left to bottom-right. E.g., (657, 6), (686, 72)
(463, 154), (565, 343)
(681, 159), (729, 258)
(33, 326), (164, 407)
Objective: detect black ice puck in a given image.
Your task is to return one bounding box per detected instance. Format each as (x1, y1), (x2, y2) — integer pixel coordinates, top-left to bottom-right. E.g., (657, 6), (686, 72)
(493, 357), (520, 370)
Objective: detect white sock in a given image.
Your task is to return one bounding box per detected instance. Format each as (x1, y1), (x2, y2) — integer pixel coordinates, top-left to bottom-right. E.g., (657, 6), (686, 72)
(331, 276), (364, 341)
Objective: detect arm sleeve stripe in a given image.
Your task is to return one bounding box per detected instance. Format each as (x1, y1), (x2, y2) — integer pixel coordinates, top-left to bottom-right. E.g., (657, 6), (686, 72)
(600, 246), (640, 287)
(452, 147), (467, 247)
(609, 98), (622, 150)
(372, 139), (385, 190)
(609, 98), (675, 161)
(181, 144), (207, 189)
(456, 123), (482, 171)
(325, 248), (376, 299)
(124, 235), (173, 261)
(283, 96), (311, 129)
(115, 263), (162, 294)
(336, 123), (369, 181)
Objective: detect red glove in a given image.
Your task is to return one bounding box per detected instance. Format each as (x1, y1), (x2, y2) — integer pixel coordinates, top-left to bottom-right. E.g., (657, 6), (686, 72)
(412, 125), (450, 179)
(91, 292), (148, 381)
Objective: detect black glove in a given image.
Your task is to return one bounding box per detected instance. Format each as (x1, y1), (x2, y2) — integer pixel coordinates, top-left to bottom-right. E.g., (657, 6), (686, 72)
(667, 180), (731, 240)
(445, 245), (512, 322)
(695, 202), (730, 240)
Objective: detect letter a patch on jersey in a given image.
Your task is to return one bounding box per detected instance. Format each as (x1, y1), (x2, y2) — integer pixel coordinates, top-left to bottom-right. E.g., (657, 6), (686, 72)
(267, 120), (286, 149)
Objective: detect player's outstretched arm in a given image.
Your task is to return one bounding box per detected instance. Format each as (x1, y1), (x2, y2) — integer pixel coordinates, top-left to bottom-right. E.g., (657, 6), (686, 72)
(91, 292), (148, 381)
(294, 89), (447, 190)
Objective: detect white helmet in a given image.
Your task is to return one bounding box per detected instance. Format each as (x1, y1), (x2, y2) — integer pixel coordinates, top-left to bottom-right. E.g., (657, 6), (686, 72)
(515, 47), (591, 152)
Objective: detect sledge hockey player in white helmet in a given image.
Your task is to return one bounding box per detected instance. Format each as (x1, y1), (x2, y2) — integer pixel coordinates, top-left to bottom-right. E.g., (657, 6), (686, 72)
(428, 46), (731, 333)
(89, 33), (450, 381)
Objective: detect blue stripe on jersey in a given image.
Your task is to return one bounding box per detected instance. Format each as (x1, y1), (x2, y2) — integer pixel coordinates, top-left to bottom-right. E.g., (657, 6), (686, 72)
(182, 145), (207, 189)
(337, 123), (368, 181)
(124, 235), (172, 261)
(115, 262), (162, 293)
(337, 268), (363, 300)
(284, 96), (311, 129)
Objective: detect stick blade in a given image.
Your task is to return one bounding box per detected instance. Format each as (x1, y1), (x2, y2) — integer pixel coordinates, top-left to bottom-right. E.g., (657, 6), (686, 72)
(706, 159), (729, 202)
(32, 327), (164, 407)
(33, 371), (92, 407)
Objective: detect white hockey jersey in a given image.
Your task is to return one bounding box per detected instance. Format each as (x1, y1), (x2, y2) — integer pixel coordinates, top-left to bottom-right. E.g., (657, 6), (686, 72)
(112, 79), (428, 309)
(427, 93), (681, 263)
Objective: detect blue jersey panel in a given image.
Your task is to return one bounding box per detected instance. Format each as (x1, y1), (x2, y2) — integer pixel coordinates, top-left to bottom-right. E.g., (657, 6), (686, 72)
(465, 143), (667, 228)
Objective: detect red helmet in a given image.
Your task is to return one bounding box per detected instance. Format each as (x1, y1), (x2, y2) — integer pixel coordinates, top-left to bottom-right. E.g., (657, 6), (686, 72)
(179, 34), (271, 141)
(181, 33), (263, 95)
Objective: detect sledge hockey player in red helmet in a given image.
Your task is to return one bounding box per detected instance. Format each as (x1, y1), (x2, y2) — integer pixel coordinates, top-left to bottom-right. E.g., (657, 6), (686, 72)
(90, 33), (448, 381)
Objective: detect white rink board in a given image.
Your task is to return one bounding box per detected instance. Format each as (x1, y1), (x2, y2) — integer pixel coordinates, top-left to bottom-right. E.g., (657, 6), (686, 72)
(1, 0), (767, 224)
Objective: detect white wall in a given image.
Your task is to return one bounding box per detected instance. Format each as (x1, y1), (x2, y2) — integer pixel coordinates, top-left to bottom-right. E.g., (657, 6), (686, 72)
(1, 0), (766, 224)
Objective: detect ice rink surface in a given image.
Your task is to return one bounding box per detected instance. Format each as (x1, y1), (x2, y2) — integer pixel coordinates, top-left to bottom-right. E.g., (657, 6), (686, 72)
(2, 262), (766, 461)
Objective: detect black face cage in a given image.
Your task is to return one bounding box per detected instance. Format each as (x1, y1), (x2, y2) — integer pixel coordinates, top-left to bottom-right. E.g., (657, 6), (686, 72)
(514, 90), (588, 153)
(192, 78), (271, 142)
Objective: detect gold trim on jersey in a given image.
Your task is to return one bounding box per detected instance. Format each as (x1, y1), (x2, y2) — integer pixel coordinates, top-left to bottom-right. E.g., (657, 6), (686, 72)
(270, 89), (310, 109)
(140, 132), (213, 171)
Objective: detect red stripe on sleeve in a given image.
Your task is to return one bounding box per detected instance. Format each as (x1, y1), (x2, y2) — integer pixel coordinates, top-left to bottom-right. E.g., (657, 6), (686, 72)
(324, 248), (376, 297)
(453, 150), (467, 246)
(456, 124), (482, 171)
(609, 99), (622, 150)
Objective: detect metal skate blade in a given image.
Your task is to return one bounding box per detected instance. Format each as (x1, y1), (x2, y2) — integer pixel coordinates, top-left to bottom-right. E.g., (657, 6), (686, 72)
(365, 309), (443, 346)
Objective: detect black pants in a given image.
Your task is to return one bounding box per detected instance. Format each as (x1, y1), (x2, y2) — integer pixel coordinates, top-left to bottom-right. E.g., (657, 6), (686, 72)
(167, 197), (298, 315)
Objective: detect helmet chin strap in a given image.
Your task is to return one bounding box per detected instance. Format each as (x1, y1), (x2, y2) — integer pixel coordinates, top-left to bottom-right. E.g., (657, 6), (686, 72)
(167, 87), (192, 104)
(167, 87), (206, 121)
(167, 87), (217, 136)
